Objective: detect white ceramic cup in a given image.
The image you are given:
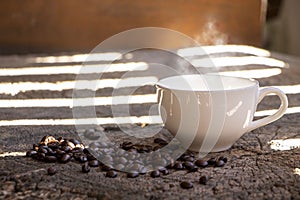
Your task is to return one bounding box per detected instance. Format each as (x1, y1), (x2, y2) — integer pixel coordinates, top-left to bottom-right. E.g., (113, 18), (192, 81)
(156, 74), (288, 152)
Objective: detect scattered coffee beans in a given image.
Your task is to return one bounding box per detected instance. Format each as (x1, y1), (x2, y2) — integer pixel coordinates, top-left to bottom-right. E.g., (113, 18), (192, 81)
(173, 162), (184, 170)
(215, 160), (225, 167)
(45, 155), (57, 163)
(180, 181), (193, 189)
(183, 161), (196, 172)
(47, 166), (57, 176)
(82, 164), (91, 173)
(27, 134), (229, 189)
(88, 160), (100, 167)
(106, 171), (118, 178)
(160, 168), (169, 175)
(195, 159), (208, 168)
(26, 150), (37, 157)
(150, 170), (160, 178)
(218, 156), (228, 163)
(207, 158), (216, 166)
(127, 172), (139, 178)
(199, 175), (208, 185)
(102, 165), (112, 171)
(60, 154), (71, 163)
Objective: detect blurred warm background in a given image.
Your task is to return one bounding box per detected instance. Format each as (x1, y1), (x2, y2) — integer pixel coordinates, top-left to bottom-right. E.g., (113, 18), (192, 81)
(1, 0), (298, 55)
(0, 0), (273, 54)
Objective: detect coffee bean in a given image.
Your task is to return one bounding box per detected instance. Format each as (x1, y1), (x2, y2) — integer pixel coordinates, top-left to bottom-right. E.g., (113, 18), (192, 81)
(102, 165), (112, 171)
(57, 137), (63, 142)
(87, 154), (97, 162)
(47, 167), (57, 176)
(215, 160), (225, 167)
(60, 154), (71, 163)
(219, 156), (228, 163)
(72, 147), (84, 153)
(59, 139), (67, 146)
(153, 146), (160, 151)
(150, 170), (160, 178)
(137, 146), (148, 153)
(180, 181), (193, 189)
(173, 162), (184, 170)
(48, 142), (59, 150)
(184, 157), (194, 162)
(46, 148), (55, 156)
(82, 164), (90, 173)
(160, 168), (169, 175)
(38, 147), (48, 154)
(55, 149), (65, 156)
(45, 155), (57, 163)
(83, 148), (90, 154)
(88, 160), (100, 167)
(121, 141), (133, 150)
(184, 161), (198, 172)
(166, 161), (175, 169)
(78, 155), (88, 163)
(207, 158), (216, 166)
(145, 145), (153, 152)
(36, 152), (46, 161)
(195, 159), (208, 168)
(33, 144), (39, 151)
(69, 139), (81, 145)
(183, 161), (194, 170)
(127, 172), (139, 178)
(121, 141), (132, 146)
(67, 141), (75, 149)
(199, 175), (208, 185)
(61, 146), (71, 153)
(106, 171), (118, 178)
(26, 150), (37, 157)
(179, 154), (189, 160)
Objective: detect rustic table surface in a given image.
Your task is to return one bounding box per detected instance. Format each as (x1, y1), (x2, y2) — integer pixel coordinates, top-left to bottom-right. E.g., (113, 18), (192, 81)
(0, 46), (299, 199)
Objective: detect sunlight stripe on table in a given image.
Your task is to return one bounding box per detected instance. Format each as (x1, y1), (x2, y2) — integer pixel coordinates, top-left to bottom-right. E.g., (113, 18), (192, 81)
(0, 62), (148, 76)
(177, 45), (271, 57)
(0, 115), (163, 126)
(268, 138), (300, 151)
(0, 94), (157, 108)
(210, 68), (282, 79)
(294, 168), (300, 176)
(192, 56), (286, 68)
(263, 84), (300, 95)
(0, 151), (26, 157)
(32, 52), (122, 63)
(0, 76), (158, 95)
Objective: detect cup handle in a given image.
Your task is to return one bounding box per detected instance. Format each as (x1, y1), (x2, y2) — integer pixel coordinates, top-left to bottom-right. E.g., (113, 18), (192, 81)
(248, 87), (288, 132)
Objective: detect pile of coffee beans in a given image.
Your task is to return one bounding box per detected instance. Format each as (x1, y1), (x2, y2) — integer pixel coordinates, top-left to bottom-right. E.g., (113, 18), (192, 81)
(26, 134), (228, 190)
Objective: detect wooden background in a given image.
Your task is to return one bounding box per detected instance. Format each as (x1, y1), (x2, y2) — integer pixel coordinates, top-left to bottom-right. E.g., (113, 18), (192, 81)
(0, 0), (266, 54)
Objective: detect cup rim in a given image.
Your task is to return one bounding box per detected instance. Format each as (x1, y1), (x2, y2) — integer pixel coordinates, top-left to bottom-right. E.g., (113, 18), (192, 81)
(156, 74), (259, 92)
